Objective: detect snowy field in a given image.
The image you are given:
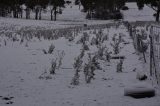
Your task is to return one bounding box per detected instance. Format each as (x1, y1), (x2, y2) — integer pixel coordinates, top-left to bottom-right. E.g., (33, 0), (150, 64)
(0, 2), (160, 106)
(122, 3), (155, 22)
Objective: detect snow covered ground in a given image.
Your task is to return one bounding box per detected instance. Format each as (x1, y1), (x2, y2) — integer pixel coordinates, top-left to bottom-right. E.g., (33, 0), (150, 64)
(0, 2), (160, 106)
(122, 3), (155, 22)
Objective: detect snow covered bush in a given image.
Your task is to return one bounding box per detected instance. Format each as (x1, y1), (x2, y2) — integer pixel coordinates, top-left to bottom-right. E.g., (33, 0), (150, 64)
(79, 49), (85, 58)
(84, 54), (101, 83)
(136, 30), (149, 53)
(117, 59), (124, 73)
(48, 43), (55, 54)
(97, 45), (106, 60)
(82, 43), (89, 51)
(39, 69), (52, 80)
(43, 43), (55, 54)
(136, 71), (147, 81)
(71, 56), (83, 85)
(91, 29), (108, 46)
(57, 50), (65, 70)
(71, 70), (80, 85)
(50, 59), (57, 75)
(104, 48), (112, 62)
(95, 29), (103, 45)
(90, 37), (98, 45)
(110, 34), (123, 54)
(77, 32), (89, 44)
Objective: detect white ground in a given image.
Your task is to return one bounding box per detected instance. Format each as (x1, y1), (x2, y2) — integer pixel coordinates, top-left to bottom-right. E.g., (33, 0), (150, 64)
(0, 2), (160, 106)
(122, 3), (155, 22)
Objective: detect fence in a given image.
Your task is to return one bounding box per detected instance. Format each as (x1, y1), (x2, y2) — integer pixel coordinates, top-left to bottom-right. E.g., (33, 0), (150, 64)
(127, 21), (160, 87)
(150, 25), (160, 86)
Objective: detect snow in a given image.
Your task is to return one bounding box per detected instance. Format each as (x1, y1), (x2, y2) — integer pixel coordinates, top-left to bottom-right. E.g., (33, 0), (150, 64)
(122, 3), (155, 22)
(0, 2), (160, 106)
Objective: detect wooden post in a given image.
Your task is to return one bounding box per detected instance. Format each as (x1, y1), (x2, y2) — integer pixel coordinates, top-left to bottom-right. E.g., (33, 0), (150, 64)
(150, 35), (153, 77)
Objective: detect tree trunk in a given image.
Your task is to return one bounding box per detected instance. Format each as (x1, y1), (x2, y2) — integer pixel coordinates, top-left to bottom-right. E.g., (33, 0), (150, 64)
(26, 8), (30, 19)
(51, 9), (53, 21)
(39, 8), (41, 20)
(156, 2), (160, 22)
(19, 8), (23, 18)
(13, 10), (16, 18)
(35, 8), (39, 20)
(54, 7), (57, 21)
(156, 10), (160, 22)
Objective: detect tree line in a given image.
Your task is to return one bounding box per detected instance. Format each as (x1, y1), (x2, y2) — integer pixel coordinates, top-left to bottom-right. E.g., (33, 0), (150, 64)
(80, 0), (127, 19)
(0, 0), (128, 20)
(1, 0), (160, 21)
(0, 0), (65, 21)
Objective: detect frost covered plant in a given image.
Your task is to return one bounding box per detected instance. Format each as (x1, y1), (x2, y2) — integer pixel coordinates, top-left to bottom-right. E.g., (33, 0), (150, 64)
(97, 45), (106, 60)
(71, 56), (83, 85)
(90, 37), (98, 45)
(50, 59), (57, 75)
(73, 56), (83, 70)
(68, 35), (74, 42)
(104, 49), (112, 62)
(116, 59), (124, 73)
(136, 29), (148, 53)
(79, 49), (85, 59)
(57, 50), (65, 70)
(110, 34), (123, 54)
(43, 44), (55, 54)
(93, 29), (97, 34)
(48, 43), (55, 54)
(102, 34), (108, 42)
(82, 43), (89, 51)
(39, 69), (52, 80)
(84, 54), (101, 83)
(77, 32), (89, 44)
(91, 29), (106, 46)
(71, 70), (80, 85)
(96, 29), (103, 43)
